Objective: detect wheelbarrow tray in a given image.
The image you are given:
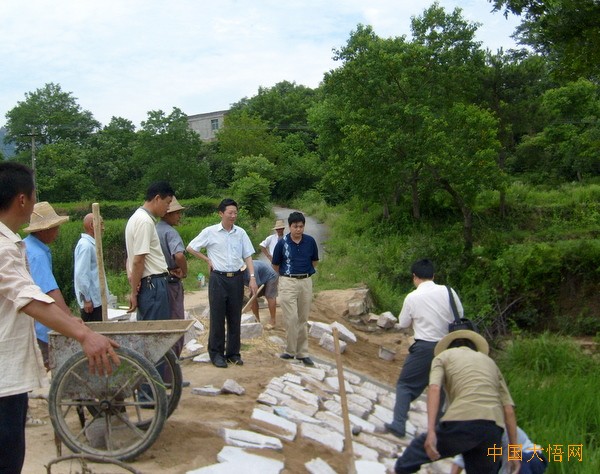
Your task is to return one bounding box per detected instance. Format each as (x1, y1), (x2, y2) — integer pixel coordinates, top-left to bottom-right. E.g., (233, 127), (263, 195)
(49, 319), (194, 371)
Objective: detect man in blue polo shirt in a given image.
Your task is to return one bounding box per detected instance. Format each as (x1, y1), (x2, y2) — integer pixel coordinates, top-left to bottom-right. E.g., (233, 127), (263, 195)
(272, 211), (319, 366)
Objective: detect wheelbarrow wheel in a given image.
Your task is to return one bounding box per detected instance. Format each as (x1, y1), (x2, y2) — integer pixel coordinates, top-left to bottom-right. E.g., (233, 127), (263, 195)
(136, 348), (182, 430)
(49, 347), (168, 461)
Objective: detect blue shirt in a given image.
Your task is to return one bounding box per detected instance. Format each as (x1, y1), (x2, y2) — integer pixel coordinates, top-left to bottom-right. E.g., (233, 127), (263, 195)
(243, 260), (277, 287)
(188, 223), (255, 272)
(156, 220), (185, 269)
(74, 233), (109, 309)
(272, 233), (318, 276)
(24, 234), (59, 343)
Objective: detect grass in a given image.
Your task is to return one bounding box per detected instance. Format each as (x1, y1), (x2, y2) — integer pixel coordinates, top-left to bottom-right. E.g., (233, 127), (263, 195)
(497, 334), (600, 473)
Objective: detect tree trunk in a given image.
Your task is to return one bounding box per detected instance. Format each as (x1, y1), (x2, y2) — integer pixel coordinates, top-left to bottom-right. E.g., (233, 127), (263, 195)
(411, 172), (420, 219)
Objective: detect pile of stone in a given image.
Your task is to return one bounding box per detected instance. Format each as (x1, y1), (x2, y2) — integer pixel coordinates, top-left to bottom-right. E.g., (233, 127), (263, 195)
(187, 359), (453, 474)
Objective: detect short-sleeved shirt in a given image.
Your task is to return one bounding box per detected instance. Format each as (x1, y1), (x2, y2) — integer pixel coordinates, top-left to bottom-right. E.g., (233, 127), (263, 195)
(259, 233), (281, 256)
(430, 347), (514, 430)
(397, 280), (463, 342)
(24, 234), (59, 343)
(243, 260), (278, 287)
(0, 221), (52, 396)
(74, 233), (108, 309)
(272, 233), (319, 276)
(187, 223), (255, 272)
(156, 220), (185, 270)
(125, 208), (168, 277)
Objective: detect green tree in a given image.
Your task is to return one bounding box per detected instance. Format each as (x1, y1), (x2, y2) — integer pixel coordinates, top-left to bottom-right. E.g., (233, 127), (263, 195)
(212, 111), (281, 189)
(35, 140), (95, 202)
(513, 79), (600, 182)
(491, 0), (600, 81)
(231, 80), (318, 149)
(84, 117), (139, 200)
(427, 103), (501, 252)
(4, 83), (100, 152)
(312, 4), (490, 223)
(230, 173), (271, 224)
(133, 108), (210, 198)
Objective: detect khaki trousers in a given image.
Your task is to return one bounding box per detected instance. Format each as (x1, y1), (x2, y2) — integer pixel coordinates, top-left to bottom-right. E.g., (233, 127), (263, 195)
(278, 276), (313, 358)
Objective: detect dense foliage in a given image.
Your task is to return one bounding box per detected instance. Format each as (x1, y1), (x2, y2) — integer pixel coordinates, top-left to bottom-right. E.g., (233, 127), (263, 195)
(3, 1), (599, 337)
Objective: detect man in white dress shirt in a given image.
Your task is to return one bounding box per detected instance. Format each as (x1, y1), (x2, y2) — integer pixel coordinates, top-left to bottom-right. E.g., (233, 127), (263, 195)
(385, 259), (463, 438)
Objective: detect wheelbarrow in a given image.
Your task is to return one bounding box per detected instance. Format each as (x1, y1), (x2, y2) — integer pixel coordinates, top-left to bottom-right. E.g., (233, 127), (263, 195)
(48, 319), (194, 462)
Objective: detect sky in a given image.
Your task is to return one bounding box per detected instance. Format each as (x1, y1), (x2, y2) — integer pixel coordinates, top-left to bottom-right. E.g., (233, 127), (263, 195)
(0, 0), (521, 128)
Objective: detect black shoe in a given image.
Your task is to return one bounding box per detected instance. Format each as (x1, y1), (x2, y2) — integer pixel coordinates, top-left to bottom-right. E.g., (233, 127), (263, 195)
(296, 356), (315, 367)
(212, 356), (228, 368)
(279, 353), (294, 360)
(226, 356), (244, 366)
(384, 422), (405, 438)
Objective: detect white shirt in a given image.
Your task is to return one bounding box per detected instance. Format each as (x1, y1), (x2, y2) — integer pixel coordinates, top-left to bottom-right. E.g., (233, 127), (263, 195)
(188, 223), (255, 272)
(125, 208), (168, 277)
(0, 221), (51, 396)
(259, 233), (281, 256)
(398, 280), (463, 342)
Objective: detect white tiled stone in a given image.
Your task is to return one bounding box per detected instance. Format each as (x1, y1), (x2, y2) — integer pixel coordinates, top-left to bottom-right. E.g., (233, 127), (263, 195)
(308, 321), (332, 340)
(330, 321), (357, 343)
(305, 457), (337, 474)
(221, 428), (283, 450)
(283, 381), (320, 406)
(240, 322), (263, 339)
(377, 312), (396, 328)
(216, 446), (284, 473)
(356, 459), (386, 473)
(250, 408), (297, 441)
(300, 422), (344, 453)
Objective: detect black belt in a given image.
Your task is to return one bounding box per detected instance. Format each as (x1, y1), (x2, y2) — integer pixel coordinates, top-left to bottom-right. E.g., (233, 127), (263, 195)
(212, 269), (243, 277)
(146, 272), (168, 280)
(282, 273), (311, 279)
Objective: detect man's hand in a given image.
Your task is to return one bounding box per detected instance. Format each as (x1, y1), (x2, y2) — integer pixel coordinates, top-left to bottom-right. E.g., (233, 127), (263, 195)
(80, 330), (120, 376)
(249, 278), (259, 296)
(506, 460), (521, 474)
(424, 431), (440, 461)
(83, 300), (94, 313)
(127, 293), (138, 313)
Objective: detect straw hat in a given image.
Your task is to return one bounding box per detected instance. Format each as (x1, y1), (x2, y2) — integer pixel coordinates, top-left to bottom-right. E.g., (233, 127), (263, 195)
(434, 330), (489, 357)
(272, 219), (285, 230)
(167, 196), (185, 213)
(24, 202), (69, 233)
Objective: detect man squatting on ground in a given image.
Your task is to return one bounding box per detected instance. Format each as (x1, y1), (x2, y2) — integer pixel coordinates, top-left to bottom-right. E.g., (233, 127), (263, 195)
(74, 213), (110, 322)
(156, 196), (188, 357)
(386, 259), (463, 438)
(272, 211), (319, 367)
(125, 181), (174, 321)
(186, 198), (258, 368)
(0, 162), (119, 474)
(395, 330), (520, 474)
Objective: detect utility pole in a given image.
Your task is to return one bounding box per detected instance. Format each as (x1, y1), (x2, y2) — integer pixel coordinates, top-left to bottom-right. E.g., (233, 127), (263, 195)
(30, 126), (39, 201)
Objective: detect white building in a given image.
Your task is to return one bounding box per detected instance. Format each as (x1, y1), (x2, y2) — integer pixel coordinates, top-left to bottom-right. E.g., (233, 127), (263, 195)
(187, 110), (228, 142)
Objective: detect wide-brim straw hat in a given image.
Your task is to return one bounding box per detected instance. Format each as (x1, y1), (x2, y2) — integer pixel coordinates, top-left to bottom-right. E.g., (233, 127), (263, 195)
(167, 196), (185, 213)
(24, 202), (69, 233)
(434, 330), (489, 356)
(273, 219), (285, 230)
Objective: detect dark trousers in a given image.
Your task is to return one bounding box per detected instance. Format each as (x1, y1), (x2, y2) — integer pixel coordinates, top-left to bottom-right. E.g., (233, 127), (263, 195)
(392, 340), (441, 432)
(0, 392), (28, 474)
(80, 306), (103, 322)
(395, 420), (503, 474)
(167, 280), (185, 357)
(137, 275), (170, 321)
(208, 272), (243, 360)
